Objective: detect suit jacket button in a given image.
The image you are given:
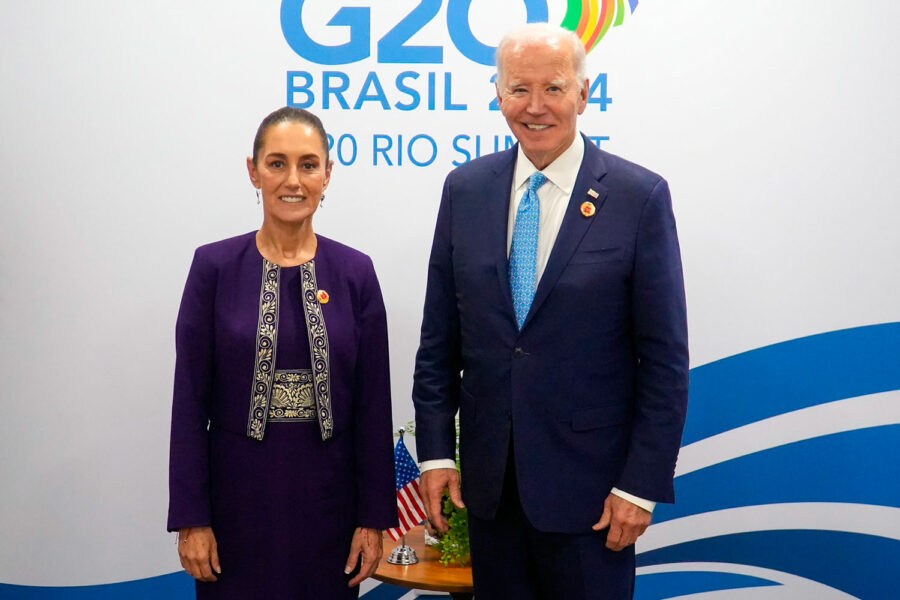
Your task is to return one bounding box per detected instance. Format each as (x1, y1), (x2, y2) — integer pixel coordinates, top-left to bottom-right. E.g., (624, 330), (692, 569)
(514, 347), (525, 358)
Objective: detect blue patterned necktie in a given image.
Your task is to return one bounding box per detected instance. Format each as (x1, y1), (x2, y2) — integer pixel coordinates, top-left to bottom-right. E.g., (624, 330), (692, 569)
(509, 172), (548, 329)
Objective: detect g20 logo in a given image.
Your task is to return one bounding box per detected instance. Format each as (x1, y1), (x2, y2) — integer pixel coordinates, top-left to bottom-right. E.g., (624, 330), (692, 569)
(281, 0), (638, 66)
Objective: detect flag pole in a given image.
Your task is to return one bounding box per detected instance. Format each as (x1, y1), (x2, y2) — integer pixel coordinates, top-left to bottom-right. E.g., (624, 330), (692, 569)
(387, 427), (420, 565)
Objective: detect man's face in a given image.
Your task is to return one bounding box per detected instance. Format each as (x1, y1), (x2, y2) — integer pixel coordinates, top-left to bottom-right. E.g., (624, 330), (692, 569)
(497, 40), (589, 170)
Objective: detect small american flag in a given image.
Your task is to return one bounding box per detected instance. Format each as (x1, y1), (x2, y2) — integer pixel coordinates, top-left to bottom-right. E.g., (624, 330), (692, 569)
(385, 436), (428, 541)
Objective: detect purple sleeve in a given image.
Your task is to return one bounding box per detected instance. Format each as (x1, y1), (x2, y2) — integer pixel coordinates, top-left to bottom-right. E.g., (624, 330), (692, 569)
(167, 248), (216, 531)
(352, 258), (399, 529)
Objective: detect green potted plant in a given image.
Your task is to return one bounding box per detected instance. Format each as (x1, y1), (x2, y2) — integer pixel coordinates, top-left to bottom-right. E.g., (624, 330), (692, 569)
(403, 420), (470, 566)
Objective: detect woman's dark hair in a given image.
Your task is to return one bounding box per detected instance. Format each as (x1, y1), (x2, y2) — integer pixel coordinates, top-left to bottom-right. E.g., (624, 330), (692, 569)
(252, 107), (329, 165)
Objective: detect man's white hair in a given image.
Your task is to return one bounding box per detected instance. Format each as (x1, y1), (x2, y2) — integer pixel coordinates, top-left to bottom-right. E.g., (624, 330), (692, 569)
(495, 23), (587, 90)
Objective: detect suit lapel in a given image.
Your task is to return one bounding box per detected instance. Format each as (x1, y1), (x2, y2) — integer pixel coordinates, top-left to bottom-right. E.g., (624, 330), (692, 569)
(522, 136), (609, 328)
(486, 148), (518, 317)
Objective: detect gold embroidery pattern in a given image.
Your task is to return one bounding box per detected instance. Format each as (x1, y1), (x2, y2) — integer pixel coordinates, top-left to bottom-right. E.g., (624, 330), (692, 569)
(300, 261), (334, 440)
(269, 370), (315, 421)
(247, 259), (280, 440)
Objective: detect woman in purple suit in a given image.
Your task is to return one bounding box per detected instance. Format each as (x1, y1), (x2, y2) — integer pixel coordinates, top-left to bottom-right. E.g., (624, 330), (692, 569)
(168, 107), (397, 598)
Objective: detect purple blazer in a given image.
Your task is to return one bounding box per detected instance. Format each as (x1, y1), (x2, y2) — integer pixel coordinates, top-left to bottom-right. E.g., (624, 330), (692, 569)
(168, 231), (397, 532)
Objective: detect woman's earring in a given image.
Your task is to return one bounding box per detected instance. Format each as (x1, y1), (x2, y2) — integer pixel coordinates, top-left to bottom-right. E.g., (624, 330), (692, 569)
(255, 189), (261, 205)
(320, 193), (326, 206)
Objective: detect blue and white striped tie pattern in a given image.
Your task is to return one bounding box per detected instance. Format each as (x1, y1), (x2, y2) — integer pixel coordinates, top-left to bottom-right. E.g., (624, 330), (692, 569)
(509, 172), (548, 329)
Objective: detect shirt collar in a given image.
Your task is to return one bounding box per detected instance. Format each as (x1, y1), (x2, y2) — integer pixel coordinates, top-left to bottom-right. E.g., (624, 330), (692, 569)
(512, 133), (585, 195)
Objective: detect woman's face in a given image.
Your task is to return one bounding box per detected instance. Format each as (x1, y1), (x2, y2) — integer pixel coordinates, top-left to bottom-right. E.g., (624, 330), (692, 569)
(247, 121), (332, 227)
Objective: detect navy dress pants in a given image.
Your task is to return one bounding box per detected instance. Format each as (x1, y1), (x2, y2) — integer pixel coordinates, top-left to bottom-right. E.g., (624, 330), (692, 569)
(467, 447), (635, 599)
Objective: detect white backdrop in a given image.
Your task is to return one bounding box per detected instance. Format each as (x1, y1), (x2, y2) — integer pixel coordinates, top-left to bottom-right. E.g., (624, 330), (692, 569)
(1, 1), (898, 597)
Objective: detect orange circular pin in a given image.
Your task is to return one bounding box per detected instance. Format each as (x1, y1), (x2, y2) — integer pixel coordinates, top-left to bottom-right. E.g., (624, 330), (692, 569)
(581, 201), (596, 217)
(316, 289), (330, 304)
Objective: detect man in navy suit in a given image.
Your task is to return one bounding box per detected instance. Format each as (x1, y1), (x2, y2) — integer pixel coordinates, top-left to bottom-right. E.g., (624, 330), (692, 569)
(412, 23), (689, 599)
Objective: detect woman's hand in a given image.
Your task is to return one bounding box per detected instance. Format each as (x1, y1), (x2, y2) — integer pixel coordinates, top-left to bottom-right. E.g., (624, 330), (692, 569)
(344, 526), (383, 587)
(178, 526), (221, 582)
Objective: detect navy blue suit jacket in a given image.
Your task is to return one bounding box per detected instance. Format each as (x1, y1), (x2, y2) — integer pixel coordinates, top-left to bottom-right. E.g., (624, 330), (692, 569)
(413, 135), (689, 533)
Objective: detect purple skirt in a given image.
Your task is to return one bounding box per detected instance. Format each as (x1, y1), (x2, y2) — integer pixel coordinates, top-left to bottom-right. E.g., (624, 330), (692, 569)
(196, 422), (360, 599)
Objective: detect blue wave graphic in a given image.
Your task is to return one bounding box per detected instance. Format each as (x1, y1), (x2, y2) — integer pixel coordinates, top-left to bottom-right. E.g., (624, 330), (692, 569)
(0, 575), (403, 599)
(635, 571), (777, 600)
(655, 424), (900, 524)
(638, 530), (900, 600)
(359, 583), (412, 599)
(0, 573), (193, 599)
(685, 322), (900, 444)
(637, 322), (900, 599)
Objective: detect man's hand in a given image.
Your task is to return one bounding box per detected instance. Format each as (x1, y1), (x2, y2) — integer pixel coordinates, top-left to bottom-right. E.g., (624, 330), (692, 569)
(592, 493), (652, 551)
(420, 468), (464, 533)
(178, 526), (221, 582)
(345, 527), (383, 587)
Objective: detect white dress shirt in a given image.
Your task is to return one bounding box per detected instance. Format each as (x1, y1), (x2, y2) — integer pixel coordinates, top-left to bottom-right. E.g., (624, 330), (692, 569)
(421, 135), (656, 514)
(506, 132), (584, 278)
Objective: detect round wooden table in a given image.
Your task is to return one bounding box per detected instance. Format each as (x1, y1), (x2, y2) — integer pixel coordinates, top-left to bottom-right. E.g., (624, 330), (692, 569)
(374, 526), (473, 599)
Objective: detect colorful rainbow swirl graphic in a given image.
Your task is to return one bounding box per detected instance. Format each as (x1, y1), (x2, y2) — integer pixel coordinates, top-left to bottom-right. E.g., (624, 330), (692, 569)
(561, 0), (640, 53)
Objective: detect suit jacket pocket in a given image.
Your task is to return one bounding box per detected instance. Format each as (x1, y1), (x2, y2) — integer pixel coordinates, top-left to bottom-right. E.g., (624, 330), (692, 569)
(568, 247), (625, 265)
(571, 404), (632, 431)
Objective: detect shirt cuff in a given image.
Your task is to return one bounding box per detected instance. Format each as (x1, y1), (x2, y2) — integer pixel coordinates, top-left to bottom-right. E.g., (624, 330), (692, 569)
(610, 488), (656, 513)
(419, 459), (457, 472)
